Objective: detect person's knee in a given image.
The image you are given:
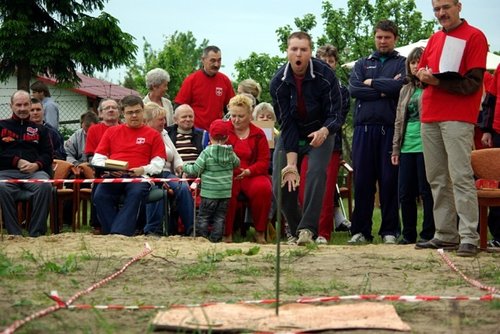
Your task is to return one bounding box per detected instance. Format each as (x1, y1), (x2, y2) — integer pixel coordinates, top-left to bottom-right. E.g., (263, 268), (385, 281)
(39, 183), (52, 194)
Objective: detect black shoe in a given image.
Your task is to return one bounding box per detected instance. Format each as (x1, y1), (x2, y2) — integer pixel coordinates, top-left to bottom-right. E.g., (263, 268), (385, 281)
(456, 243), (478, 257)
(397, 238), (415, 245)
(335, 219), (351, 232)
(415, 238), (459, 250)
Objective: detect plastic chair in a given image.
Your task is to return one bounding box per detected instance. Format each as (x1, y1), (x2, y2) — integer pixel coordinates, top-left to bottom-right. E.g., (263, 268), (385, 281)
(74, 162), (95, 228)
(471, 148), (500, 251)
(51, 159), (78, 233)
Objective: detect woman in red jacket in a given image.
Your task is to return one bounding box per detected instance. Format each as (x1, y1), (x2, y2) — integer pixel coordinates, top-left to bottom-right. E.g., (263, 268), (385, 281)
(224, 94), (272, 243)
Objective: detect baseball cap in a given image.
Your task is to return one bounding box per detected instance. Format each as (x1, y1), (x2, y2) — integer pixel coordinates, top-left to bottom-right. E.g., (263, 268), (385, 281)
(209, 119), (229, 138)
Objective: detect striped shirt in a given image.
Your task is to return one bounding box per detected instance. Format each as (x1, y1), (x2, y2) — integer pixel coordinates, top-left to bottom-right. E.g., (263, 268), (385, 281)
(175, 132), (199, 163)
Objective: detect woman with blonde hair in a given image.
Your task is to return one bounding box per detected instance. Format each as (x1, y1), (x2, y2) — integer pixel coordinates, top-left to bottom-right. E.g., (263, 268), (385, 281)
(237, 78), (262, 104)
(224, 95), (272, 243)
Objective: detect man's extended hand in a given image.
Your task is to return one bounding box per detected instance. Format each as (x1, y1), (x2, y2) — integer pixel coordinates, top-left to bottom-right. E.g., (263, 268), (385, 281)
(308, 126), (329, 148)
(281, 165), (300, 192)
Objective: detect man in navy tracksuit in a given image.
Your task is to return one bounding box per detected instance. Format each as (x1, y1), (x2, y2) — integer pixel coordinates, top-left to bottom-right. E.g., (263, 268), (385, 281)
(348, 20), (406, 244)
(270, 31), (343, 245)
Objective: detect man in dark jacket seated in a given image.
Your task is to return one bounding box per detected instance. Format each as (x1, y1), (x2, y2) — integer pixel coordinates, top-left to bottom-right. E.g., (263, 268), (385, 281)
(0, 90), (53, 237)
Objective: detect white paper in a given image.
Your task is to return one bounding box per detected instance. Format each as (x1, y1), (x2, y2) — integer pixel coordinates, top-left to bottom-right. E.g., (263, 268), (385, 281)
(439, 35), (466, 73)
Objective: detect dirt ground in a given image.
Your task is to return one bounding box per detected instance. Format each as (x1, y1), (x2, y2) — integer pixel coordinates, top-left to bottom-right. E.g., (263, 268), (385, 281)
(0, 233), (499, 333)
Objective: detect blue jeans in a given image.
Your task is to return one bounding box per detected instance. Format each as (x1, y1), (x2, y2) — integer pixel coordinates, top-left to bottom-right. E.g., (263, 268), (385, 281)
(94, 182), (151, 236)
(145, 171), (194, 235)
(398, 152), (435, 241)
(197, 197), (229, 242)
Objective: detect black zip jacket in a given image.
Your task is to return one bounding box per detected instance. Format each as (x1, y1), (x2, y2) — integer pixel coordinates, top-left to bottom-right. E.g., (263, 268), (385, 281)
(0, 114), (53, 175)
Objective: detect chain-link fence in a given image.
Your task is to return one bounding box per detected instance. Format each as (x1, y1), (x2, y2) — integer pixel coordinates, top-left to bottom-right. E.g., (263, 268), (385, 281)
(0, 87), (92, 139)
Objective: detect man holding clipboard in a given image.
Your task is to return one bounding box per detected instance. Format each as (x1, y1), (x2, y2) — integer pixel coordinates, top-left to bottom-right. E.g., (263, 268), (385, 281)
(415, 0), (488, 256)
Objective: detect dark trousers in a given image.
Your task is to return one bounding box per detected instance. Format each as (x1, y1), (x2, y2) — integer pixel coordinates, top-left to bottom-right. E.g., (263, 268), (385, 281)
(272, 135), (335, 238)
(93, 182), (150, 236)
(351, 125), (400, 240)
(0, 170), (51, 237)
(145, 171), (194, 236)
(398, 152), (435, 241)
(197, 197), (229, 242)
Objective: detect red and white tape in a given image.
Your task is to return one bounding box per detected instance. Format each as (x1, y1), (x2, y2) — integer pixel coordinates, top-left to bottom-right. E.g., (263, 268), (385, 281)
(2, 246), (499, 333)
(0, 177), (195, 184)
(437, 248), (499, 294)
(1, 243), (153, 334)
(62, 293), (499, 311)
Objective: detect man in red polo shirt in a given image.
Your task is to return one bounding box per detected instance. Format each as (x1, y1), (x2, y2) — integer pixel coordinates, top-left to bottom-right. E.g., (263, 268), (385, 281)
(85, 98), (120, 161)
(415, 0), (488, 256)
(91, 95), (166, 236)
(175, 45), (235, 131)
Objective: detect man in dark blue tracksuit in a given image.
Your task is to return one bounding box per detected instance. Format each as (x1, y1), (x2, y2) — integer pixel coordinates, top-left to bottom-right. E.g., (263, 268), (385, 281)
(270, 31), (343, 245)
(348, 20), (406, 244)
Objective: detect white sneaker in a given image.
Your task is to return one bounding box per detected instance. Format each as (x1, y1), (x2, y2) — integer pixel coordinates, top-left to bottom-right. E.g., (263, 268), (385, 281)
(383, 235), (397, 244)
(315, 236), (328, 244)
(297, 229), (314, 246)
(348, 233), (366, 244)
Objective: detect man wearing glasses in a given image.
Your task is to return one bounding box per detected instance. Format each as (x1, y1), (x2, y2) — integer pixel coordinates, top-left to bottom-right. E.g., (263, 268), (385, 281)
(415, 0), (488, 256)
(91, 95), (166, 236)
(85, 98), (121, 162)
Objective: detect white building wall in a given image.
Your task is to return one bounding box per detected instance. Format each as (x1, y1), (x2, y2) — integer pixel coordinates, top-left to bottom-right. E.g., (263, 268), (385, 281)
(0, 76), (88, 131)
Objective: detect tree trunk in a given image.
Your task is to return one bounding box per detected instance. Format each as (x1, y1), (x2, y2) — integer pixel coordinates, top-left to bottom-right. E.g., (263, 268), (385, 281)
(16, 61), (31, 91)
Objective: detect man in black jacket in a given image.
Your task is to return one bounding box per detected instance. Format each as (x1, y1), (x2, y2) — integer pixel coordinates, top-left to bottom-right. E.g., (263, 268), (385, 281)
(0, 90), (53, 237)
(270, 31), (343, 245)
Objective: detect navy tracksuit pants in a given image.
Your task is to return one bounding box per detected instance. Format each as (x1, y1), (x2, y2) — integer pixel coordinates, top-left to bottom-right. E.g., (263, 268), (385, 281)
(351, 124), (400, 240)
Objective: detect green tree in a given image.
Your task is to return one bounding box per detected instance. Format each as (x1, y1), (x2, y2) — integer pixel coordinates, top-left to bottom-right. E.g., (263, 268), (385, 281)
(232, 13), (318, 103)
(234, 52), (284, 103)
(0, 0), (137, 91)
(275, 13), (318, 52)
(318, 0), (435, 82)
(123, 31), (208, 99)
(269, 0), (436, 160)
